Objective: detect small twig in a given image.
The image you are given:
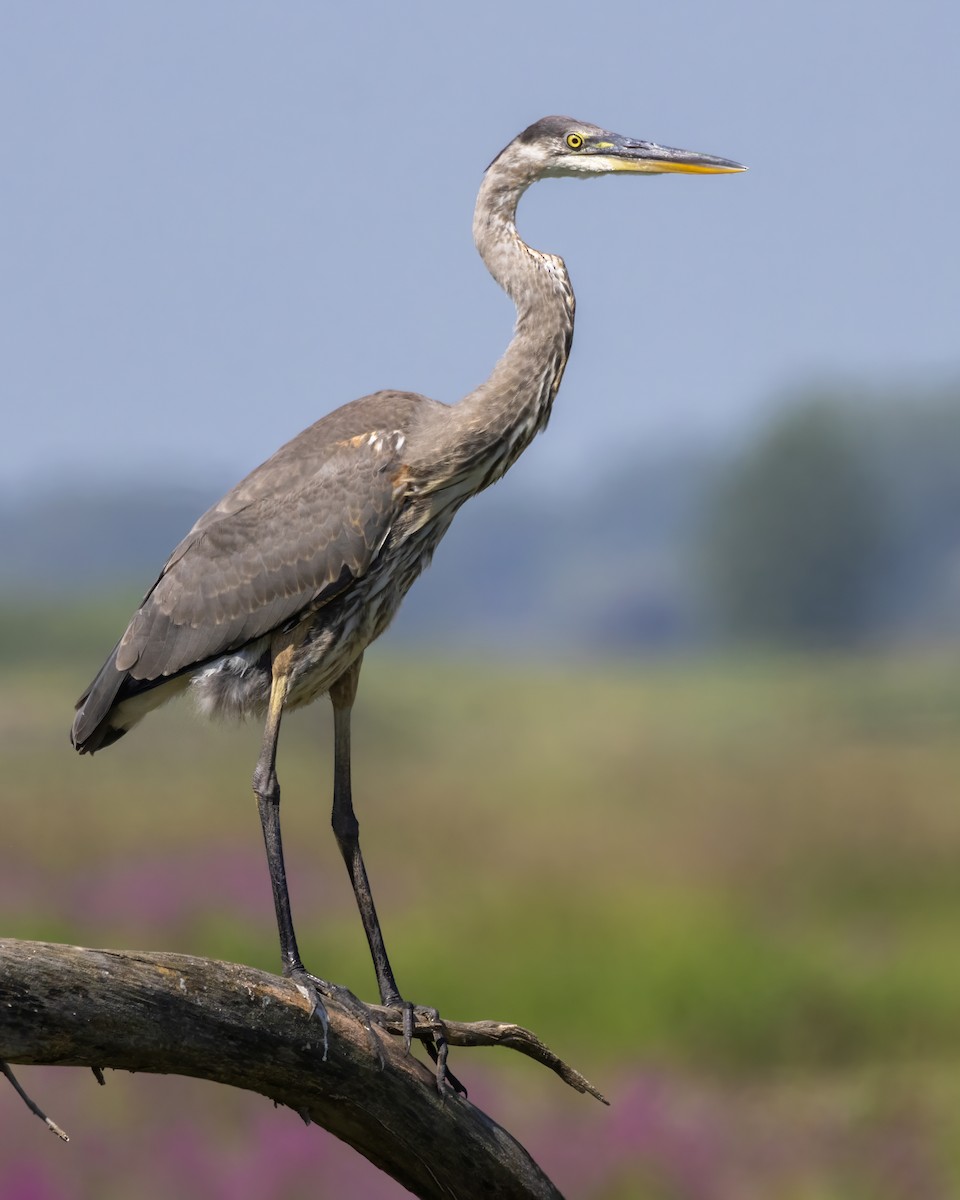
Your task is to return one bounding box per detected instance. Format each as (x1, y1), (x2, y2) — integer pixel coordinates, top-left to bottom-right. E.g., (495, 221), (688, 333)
(91, 1066), (106, 1086)
(1, 1061), (70, 1141)
(369, 1008), (609, 1104)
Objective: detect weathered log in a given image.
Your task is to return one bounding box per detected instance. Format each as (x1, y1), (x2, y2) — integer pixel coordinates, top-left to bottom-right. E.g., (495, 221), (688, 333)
(0, 939), (605, 1198)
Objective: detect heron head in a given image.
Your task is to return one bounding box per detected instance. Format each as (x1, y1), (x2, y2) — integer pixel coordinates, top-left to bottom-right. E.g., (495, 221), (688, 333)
(493, 115), (746, 182)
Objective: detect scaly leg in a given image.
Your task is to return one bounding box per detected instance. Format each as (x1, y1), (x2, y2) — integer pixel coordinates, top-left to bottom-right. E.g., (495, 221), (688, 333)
(253, 643), (339, 1054)
(329, 655), (404, 1007)
(329, 657), (454, 1085)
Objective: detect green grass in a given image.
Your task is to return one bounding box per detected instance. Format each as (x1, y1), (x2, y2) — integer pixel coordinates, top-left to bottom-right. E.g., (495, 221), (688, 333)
(5, 633), (960, 1067)
(4, 607), (960, 1194)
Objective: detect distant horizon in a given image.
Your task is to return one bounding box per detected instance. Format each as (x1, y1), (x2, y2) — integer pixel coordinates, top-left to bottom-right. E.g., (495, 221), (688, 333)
(8, 366), (958, 501)
(7, 385), (960, 653)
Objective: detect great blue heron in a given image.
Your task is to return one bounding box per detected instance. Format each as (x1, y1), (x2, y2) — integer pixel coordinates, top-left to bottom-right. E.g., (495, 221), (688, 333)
(71, 116), (745, 1064)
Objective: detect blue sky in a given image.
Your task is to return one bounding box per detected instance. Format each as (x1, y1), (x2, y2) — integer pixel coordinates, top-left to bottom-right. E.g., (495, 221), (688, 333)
(2, 0), (957, 495)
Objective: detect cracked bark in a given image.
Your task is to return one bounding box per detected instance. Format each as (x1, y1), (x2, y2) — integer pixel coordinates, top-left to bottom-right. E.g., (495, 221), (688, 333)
(0, 939), (605, 1199)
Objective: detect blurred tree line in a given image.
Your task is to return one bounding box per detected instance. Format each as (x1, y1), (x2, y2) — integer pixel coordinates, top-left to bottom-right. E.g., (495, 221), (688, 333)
(701, 387), (960, 646)
(2, 382), (959, 658)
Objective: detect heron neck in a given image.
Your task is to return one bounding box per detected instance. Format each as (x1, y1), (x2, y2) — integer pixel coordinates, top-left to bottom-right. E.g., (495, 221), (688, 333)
(436, 169), (575, 488)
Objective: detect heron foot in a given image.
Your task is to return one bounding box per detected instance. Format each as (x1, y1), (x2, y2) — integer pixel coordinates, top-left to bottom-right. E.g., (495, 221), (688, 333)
(282, 967), (462, 1092)
(284, 965), (387, 1067)
(373, 999), (465, 1096)
(282, 964), (332, 1058)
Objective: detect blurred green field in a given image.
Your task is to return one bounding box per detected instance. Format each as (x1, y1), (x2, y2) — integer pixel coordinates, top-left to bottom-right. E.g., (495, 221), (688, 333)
(2, 603), (960, 1197)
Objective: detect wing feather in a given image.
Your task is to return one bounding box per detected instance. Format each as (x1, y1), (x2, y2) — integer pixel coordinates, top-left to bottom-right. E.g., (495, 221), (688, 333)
(115, 432), (406, 680)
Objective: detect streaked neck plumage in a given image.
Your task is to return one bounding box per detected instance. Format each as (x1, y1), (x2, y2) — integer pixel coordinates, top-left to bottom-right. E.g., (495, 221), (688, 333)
(421, 151), (576, 492)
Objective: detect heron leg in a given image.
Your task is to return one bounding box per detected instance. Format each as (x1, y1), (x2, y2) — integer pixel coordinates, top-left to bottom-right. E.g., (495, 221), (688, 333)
(329, 656), (458, 1089)
(329, 656), (404, 1009)
(253, 652), (302, 968)
(251, 644), (403, 1070)
(253, 644), (333, 1052)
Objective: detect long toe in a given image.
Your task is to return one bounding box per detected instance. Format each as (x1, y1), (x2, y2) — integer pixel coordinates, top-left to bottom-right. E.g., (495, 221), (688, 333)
(314, 977), (386, 1067)
(282, 965), (331, 1057)
(378, 1000), (463, 1095)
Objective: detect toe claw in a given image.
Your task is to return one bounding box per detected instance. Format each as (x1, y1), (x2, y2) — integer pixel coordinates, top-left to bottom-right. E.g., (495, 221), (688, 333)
(400, 1004), (465, 1095)
(281, 970), (460, 1090)
(401, 1002), (414, 1054)
(285, 967), (331, 1059)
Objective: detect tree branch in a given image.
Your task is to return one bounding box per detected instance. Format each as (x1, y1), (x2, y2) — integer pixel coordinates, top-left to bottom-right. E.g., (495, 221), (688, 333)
(0, 939), (604, 1198)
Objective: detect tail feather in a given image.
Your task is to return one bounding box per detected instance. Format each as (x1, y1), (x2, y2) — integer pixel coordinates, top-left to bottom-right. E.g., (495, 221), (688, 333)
(73, 645), (198, 754)
(71, 642), (129, 753)
(72, 643), (177, 754)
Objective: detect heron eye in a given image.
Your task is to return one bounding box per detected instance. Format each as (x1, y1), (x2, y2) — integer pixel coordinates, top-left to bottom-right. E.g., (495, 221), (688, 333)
(566, 132), (584, 150)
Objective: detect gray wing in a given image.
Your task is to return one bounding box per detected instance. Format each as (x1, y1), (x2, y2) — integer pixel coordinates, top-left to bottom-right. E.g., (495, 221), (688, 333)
(116, 430), (407, 681)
